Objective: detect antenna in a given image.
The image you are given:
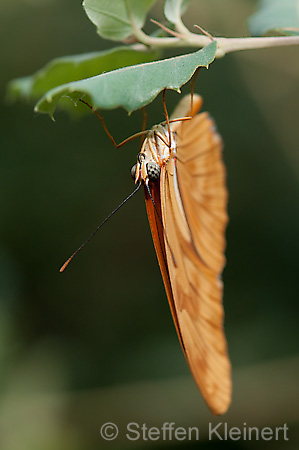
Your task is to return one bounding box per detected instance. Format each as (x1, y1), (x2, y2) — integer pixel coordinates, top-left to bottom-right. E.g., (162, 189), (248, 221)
(59, 182), (141, 272)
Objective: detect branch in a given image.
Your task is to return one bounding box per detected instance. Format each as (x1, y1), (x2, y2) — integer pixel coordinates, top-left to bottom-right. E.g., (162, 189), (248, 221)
(130, 32), (299, 56)
(125, 7), (299, 56)
(216, 35), (299, 57)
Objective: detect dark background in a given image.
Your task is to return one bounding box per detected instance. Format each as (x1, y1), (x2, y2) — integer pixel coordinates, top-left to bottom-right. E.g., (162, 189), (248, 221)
(0, 0), (298, 449)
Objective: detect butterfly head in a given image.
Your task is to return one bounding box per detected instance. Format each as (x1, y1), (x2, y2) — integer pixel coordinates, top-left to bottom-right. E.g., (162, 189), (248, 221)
(131, 154), (161, 185)
(130, 125), (176, 185)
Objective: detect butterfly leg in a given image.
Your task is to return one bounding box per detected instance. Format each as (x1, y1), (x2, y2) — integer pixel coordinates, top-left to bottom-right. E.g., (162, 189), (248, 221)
(162, 89), (171, 148)
(79, 99), (148, 149)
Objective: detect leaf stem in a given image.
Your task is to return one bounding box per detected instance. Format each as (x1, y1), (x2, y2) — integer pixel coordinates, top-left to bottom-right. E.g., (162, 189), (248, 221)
(174, 16), (194, 39)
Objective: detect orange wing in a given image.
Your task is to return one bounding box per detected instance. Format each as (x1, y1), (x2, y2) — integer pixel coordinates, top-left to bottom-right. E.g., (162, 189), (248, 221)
(144, 183), (185, 352)
(160, 102), (231, 415)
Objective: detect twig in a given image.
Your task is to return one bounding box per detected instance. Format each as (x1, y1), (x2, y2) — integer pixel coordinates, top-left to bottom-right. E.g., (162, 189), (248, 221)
(150, 19), (183, 39)
(194, 25), (214, 41)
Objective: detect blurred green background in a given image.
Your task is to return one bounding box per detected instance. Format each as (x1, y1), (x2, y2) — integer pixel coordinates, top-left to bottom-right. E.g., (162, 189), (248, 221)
(1, 0), (298, 449)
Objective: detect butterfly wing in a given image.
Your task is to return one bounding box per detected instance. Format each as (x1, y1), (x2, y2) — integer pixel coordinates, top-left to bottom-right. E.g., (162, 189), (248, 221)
(160, 97), (231, 415)
(144, 183), (185, 352)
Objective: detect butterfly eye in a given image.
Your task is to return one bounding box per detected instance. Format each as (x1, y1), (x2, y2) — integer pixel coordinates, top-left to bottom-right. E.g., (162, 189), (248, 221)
(138, 153), (146, 163)
(130, 164), (137, 180)
(146, 161), (161, 181)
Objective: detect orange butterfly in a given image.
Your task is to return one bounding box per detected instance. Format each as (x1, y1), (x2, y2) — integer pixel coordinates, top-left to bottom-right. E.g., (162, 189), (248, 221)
(61, 93), (232, 415)
(131, 93), (231, 415)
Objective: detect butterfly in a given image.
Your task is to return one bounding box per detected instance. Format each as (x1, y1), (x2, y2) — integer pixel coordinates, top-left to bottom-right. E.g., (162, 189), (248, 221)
(61, 92), (232, 415)
(130, 93), (231, 415)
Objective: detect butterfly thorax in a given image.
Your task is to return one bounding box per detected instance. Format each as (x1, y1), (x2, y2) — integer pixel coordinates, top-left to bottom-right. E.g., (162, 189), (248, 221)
(132, 124), (177, 184)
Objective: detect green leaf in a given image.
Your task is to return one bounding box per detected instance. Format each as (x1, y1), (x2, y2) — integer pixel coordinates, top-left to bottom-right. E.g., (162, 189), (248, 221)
(248, 0), (299, 37)
(83, 0), (157, 41)
(164, 0), (192, 24)
(8, 47), (159, 102)
(35, 41), (217, 117)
